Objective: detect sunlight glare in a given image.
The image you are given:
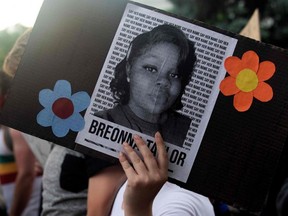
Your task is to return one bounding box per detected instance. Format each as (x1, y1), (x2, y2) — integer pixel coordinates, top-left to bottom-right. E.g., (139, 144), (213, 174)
(0, 0), (172, 31)
(0, 0), (44, 30)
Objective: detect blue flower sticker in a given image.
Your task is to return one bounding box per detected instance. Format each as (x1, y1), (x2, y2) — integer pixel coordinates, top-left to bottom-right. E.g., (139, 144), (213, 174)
(37, 80), (91, 137)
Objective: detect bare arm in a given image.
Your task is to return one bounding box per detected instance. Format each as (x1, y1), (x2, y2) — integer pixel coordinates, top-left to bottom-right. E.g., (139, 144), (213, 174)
(9, 129), (36, 216)
(87, 165), (127, 216)
(119, 132), (168, 216)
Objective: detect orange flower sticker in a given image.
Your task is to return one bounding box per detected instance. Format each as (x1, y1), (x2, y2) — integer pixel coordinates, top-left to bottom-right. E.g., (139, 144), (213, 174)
(220, 50), (275, 112)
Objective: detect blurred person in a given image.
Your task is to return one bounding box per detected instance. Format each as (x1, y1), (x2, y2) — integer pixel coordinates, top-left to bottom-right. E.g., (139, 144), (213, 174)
(97, 24), (196, 147)
(87, 132), (215, 216)
(0, 70), (10, 216)
(1, 29), (42, 216)
(276, 177), (288, 216)
(0, 125), (42, 216)
(0, 194), (7, 216)
(41, 144), (122, 216)
(42, 134), (215, 216)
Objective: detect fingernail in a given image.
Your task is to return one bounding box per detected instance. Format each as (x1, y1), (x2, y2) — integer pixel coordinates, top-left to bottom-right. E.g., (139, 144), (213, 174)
(119, 152), (125, 162)
(134, 134), (140, 140)
(123, 142), (129, 148)
(155, 131), (160, 137)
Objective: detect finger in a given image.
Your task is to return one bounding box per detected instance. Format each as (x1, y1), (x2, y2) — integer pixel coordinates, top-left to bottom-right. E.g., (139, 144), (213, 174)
(119, 151), (136, 179)
(134, 135), (158, 170)
(155, 132), (168, 171)
(122, 142), (147, 175)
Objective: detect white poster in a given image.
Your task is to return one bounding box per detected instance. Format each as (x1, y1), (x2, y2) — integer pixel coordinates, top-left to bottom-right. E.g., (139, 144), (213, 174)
(76, 2), (237, 182)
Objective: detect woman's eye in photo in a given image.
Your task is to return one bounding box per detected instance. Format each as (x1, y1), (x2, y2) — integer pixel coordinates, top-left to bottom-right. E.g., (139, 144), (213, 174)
(170, 73), (181, 79)
(144, 65), (158, 73)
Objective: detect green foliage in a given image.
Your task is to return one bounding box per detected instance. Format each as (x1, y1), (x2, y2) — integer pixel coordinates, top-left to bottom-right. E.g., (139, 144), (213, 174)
(260, 0), (288, 47)
(0, 24), (28, 69)
(167, 0), (288, 48)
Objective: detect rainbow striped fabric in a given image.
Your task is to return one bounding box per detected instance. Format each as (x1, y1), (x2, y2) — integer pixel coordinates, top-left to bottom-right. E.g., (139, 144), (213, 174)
(0, 154), (17, 184)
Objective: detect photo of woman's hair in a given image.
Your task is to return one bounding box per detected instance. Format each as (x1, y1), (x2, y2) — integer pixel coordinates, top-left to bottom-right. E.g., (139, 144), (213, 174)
(96, 24), (197, 147)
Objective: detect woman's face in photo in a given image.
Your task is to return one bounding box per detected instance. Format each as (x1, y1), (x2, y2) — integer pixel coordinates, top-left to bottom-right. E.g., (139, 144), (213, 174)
(127, 42), (182, 121)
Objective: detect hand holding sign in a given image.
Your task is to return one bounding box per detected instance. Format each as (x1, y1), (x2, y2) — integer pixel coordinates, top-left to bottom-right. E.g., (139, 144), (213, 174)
(119, 132), (168, 216)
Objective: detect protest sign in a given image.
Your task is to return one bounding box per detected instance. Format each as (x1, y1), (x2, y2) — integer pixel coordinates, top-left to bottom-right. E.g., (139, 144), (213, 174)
(1, 0), (288, 211)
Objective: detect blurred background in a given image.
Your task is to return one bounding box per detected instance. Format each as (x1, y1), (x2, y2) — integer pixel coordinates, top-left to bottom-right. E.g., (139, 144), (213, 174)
(0, 0), (288, 68)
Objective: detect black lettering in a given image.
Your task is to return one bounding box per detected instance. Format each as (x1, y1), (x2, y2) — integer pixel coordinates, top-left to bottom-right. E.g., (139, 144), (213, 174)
(110, 128), (120, 142)
(146, 139), (154, 148)
(169, 149), (187, 166)
(177, 152), (186, 166)
(103, 125), (113, 140)
(89, 120), (98, 133)
(170, 150), (179, 163)
(96, 122), (106, 136)
(126, 133), (134, 145)
(116, 130), (127, 143)
(150, 143), (157, 156)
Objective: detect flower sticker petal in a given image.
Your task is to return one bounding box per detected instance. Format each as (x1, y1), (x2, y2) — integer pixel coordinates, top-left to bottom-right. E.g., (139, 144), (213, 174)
(241, 50), (259, 72)
(220, 50), (275, 112)
(71, 92), (91, 112)
(37, 109), (54, 127)
(257, 61), (276, 82)
(67, 112), (86, 132)
(224, 56), (243, 77)
(52, 117), (71, 137)
(54, 80), (72, 98)
(219, 76), (240, 96)
(253, 82), (273, 102)
(234, 91), (253, 112)
(39, 89), (56, 108)
(37, 80), (91, 137)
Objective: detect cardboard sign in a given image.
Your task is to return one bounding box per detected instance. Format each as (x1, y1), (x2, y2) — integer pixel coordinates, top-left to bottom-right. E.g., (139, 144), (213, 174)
(1, 0), (288, 211)
(240, 9), (261, 41)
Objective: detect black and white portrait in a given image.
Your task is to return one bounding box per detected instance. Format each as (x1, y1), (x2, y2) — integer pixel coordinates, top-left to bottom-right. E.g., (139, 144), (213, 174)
(95, 24), (196, 147)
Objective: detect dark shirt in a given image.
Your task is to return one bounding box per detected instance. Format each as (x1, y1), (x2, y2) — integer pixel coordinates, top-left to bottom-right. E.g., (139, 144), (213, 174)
(96, 105), (191, 147)
(276, 178), (288, 216)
